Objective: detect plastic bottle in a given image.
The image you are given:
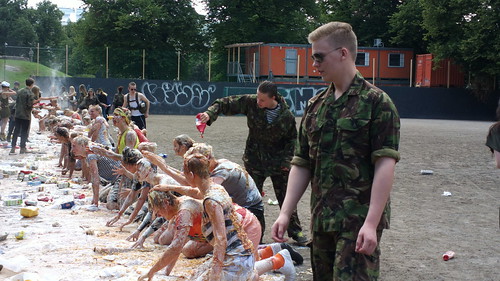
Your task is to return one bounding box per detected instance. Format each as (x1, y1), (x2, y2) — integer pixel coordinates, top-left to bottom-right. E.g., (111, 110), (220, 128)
(27, 180), (42, 186)
(443, 251), (455, 261)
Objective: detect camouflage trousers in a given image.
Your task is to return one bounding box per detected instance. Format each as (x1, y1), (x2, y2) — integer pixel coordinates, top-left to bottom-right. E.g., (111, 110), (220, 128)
(311, 230), (383, 281)
(247, 166), (303, 238)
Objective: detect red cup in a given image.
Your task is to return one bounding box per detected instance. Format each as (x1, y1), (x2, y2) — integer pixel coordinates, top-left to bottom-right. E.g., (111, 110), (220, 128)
(195, 113), (207, 138)
(443, 251), (455, 261)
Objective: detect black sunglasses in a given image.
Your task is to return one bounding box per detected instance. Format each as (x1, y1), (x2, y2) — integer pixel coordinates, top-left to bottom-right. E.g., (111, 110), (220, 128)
(311, 47), (342, 63)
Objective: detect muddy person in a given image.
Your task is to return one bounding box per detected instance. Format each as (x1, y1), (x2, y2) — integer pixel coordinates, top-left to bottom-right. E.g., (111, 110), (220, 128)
(197, 80), (307, 244)
(272, 22), (400, 281)
(147, 143), (265, 240)
(71, 135), (121, 211)
(171, 153), (297, 281)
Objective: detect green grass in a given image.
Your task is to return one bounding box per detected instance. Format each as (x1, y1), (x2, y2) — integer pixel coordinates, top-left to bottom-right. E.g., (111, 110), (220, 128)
(0, 59), (70, 84)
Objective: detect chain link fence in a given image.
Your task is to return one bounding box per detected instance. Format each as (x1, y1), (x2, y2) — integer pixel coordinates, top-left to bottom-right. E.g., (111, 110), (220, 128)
(2, 44), (211, 81)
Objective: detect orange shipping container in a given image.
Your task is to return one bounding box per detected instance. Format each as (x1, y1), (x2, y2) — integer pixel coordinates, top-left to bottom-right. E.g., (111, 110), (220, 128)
(416, 54), (465, 88)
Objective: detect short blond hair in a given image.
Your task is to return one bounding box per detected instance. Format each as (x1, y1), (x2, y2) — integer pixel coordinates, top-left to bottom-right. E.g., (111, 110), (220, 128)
(89, 104), (102, 115)
(184, 143), (214, 159)
(73, 135), (90, 147)
(138, 142), (157, 153)
(183, 153), (211, 179)
(308, 22), (357, 61)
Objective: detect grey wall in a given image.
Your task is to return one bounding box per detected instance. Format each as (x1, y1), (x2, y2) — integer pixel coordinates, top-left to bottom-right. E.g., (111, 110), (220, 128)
(35, 77), (499, 121)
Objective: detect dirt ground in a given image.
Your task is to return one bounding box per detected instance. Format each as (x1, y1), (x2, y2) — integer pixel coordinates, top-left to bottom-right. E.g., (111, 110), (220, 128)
(1, 116), (499, 281)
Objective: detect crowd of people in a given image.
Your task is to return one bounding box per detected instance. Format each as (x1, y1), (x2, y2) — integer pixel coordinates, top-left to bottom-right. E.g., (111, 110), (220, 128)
(4, 21), (498, 281)
(1, 75), (303, 280)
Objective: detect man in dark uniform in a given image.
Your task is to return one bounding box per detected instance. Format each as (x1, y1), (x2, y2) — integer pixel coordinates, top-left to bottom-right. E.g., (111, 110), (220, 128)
(197, 80), (307, 244)
(10, 78), (36, 155)
(6, 81), (19, 142)
(272, 22), (400, 281)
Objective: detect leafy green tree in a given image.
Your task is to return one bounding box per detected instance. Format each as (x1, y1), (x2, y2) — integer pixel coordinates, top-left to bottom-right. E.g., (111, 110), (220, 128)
(203, 0), (319, 81)
(74, 0), (207, 79)
(31, 0), (65, 48)
(317, 0), (400, 47)
(388, 0), (427, 54)
(421, 0), (499, 98)
(0, 0), (37, 46)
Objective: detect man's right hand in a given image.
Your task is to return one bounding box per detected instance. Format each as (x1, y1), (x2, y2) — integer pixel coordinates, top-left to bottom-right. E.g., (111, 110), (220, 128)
(131, 236), (146, 248)
(197, 112), (210, 123)
(126, 230), (141, 242)
(271, 214), (291, 243)
(106, 214), (121, 227)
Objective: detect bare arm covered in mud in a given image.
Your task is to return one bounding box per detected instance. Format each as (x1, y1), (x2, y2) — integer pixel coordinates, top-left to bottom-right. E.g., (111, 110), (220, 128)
(137, 211), (192, 281)
(152, 184), (203, 200)
(142, 151), (190, 186)
(204, 199), (226, 280)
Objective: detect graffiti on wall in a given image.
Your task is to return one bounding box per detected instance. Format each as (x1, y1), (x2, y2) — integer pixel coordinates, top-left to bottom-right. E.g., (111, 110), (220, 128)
(279, 86), (327, 116)
(140, 81), (216, 109)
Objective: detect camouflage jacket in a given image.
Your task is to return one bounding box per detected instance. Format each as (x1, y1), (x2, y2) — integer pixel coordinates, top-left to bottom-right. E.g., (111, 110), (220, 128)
(205, 94), (297, 176)
(486, 123), (500, 153)
(15, 87), (36, 120)
(292, 72), (400, 233)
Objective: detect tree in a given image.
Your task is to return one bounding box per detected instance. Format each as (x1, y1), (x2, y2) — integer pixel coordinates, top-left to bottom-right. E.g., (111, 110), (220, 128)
(388, 0), (427, 54)
(203, 0), (319, 80)
(421, 0), (500, 99)
(0, 0), (37, 46)
(317, 0), (400, 47)
(31, 0), (65, 48)
(74, 0), (207, 79)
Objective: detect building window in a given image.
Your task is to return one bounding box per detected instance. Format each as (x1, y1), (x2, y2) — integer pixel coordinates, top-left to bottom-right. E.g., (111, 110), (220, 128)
(356, 52), (369, 66)
(388, 53), (404, 67)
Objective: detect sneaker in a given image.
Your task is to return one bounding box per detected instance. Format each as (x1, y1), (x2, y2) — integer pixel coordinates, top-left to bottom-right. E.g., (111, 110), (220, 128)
(9, 148), (15, 155)
(86, 204), (99, 212)
(291, 231), (308, 246)
(20, 148), (28, 154)
(276, 249), (296, 281)
(280, 243), (304, 265)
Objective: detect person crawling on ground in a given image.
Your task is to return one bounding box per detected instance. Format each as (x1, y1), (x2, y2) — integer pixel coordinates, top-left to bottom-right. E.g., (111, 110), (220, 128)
(152, 153), (296, 281)
(71, 135), (121, 211)
(51, 127), (77, 178)
(136, 171), (302, 280)
(105, 144), (178, 230)
(146, 142), (265, 238)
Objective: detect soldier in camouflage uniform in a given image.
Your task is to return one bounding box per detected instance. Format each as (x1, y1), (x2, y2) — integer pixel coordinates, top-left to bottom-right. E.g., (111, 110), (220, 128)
(197, 80), (307, 244)
(272, 22), (400, 281)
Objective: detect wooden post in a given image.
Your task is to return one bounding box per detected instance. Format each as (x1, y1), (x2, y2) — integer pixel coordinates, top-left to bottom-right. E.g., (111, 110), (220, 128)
(447, 60), (450, 88)
(372, 58), (375, 85)
(232, 48), (235, 74)
(409, 58), (413, 87)
(142, 49), (145, 79)
(106, 47), (109, 78)
(297, 54), (300, 84)
(36, 43), (40, 77)
(177, 51), (180, 80)
(65, 44), (68, 76)
(208, 50), (211, 82)
(252, 52), (256, 83)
